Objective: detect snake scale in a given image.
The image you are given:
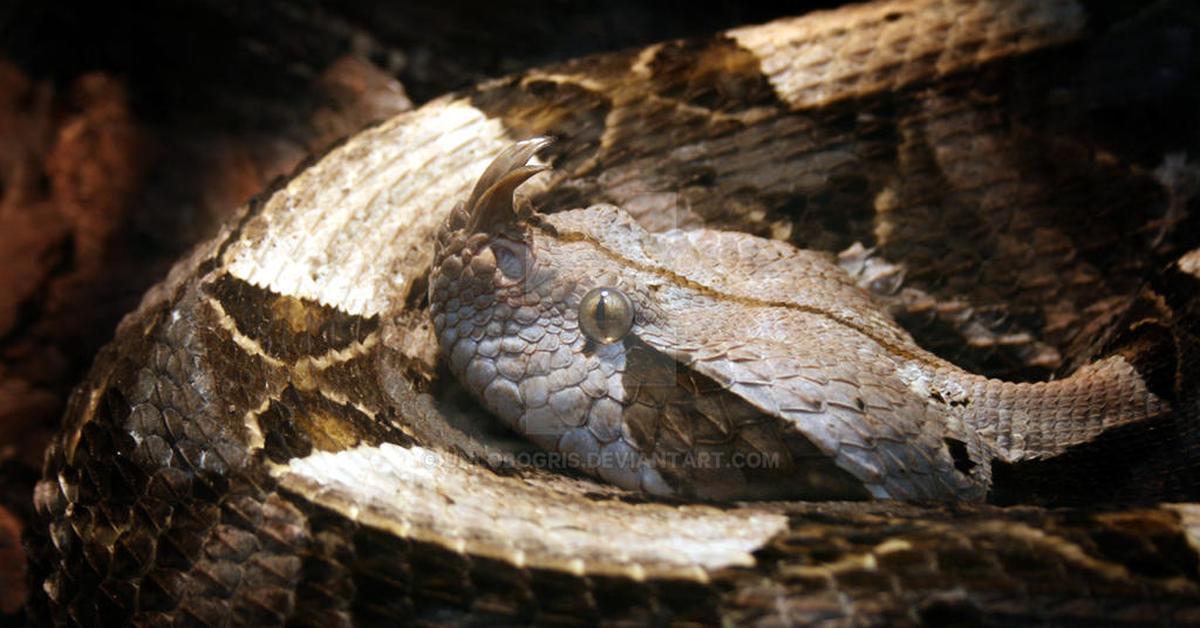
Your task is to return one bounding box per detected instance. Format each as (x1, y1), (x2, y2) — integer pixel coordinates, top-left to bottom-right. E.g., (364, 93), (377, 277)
(27, 0), (1200, 625)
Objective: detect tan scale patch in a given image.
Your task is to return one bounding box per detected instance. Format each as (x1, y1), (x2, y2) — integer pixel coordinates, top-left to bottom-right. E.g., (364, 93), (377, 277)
(242, 397), (272, 452)
(275, 443), (788, 581)
(728, 0), (1085, 110)
(224, 99), (514, 317)
(1178, 249), (1200, 278)
(270, 294), (321, 333)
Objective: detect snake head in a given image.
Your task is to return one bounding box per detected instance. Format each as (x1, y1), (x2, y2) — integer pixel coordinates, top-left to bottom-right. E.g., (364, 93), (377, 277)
(428, 138), (983, 502)
(429, 139), (682, 496)
(428, 139), (881, 501)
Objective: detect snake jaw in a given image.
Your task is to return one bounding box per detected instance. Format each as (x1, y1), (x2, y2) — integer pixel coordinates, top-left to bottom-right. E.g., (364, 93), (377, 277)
(464, 136), (552, 234)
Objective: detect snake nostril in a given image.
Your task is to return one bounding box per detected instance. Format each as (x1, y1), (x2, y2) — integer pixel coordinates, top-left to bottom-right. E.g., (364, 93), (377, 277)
(492, 239), (527, 283)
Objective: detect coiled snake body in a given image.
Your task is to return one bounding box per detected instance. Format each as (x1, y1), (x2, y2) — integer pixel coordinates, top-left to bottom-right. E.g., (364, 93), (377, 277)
(30, 0), (1200, 624)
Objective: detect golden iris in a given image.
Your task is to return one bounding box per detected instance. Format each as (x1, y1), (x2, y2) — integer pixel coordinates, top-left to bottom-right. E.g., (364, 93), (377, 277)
(579, 287), (634, 344)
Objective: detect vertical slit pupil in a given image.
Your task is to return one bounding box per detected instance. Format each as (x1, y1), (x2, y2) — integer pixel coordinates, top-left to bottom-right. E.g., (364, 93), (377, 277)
(579, 286), (633, 344)
(595, 291), (608, 328)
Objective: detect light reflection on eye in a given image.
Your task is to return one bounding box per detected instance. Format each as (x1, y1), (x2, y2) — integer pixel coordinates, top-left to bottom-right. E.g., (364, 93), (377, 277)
(579, 287), (635, 344)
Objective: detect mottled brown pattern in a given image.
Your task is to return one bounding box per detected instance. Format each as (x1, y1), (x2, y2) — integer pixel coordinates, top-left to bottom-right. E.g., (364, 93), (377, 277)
(206, 274), (380, 362)
(257, 386), (399, 464)
(27, 0), (1200, 625)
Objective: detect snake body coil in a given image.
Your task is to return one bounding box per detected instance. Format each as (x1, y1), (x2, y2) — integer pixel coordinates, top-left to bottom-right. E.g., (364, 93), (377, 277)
(29, 0), (1200, 624)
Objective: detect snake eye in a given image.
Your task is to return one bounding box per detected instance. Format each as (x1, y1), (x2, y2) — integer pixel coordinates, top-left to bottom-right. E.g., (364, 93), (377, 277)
(579, 287), (634, 344)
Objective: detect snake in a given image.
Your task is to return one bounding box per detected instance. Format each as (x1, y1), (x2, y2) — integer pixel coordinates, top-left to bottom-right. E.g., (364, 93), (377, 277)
(27, 0), (1200, 625)
(430, 136), (1167, 503)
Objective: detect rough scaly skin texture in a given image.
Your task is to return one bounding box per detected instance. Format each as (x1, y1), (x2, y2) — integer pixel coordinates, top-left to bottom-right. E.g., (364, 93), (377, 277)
(27, 0), (1200, 624)
(430, 140), (1169, 502)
